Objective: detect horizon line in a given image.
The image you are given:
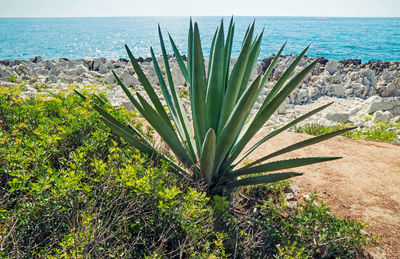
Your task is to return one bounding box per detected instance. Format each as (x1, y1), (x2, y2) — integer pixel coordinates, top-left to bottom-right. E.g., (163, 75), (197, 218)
(1, 15), (399, 19)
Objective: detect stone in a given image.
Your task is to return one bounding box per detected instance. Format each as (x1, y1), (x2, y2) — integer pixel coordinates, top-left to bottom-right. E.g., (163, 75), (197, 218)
(372, 110), (389, 122)
(325, 60), (339, 75)
(47, 74), (57, 83)
(352, 83), (366, 96)
(30, 56), (43, 63)
(308, 87), (319, 98)
(284, 193), (296, 201)
(0, 60), (10, 66)
(0, 67), (11, 79)
(344, 88), (353, 97)
(289, 184), (300, 194)
(340, 59), (361, 66)
(325, 113), (350, 123)
(14, 64), (32, 76)
(104, 74), (115, 84)
(260, 56), (275, 73)
(93, 57), (106, 71)
(392, 106), (400, 116)
(332, 84), (344, 97)
(349, 105), (362, 114)
(381, 71), (394, 83)
(296, 88), (310, 103)
(120, 72), (139, 87)
(361, 69), (376, 87)
(36, 69), (49, 76)
(75, 64), (88, 75)
(98, 64), (109, 74)
(366, 96), (394, 112)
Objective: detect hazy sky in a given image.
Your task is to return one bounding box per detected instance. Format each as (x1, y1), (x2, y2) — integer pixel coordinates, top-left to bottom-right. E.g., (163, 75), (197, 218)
(0, 0), (399, 17)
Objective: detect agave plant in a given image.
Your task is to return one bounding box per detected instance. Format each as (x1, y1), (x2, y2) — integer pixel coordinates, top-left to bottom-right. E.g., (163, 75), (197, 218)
(77, 18), (354, 196)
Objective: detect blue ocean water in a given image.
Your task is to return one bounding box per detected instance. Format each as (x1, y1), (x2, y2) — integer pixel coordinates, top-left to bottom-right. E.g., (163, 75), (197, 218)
(0, 16), (399, 62)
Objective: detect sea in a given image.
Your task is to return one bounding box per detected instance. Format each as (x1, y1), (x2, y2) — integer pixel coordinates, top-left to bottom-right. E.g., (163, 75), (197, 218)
(0, 16), (399, 62)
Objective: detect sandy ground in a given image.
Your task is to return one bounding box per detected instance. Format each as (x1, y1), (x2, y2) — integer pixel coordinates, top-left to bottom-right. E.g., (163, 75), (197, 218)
(247, 131), (400, 258)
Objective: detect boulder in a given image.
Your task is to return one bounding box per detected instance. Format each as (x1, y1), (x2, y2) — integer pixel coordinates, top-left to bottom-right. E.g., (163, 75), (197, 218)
(120, 72), (139, 87)
(0, 67), (11, 79)
(325, 113), (350, 123)
(366, 96), (394, 112)
(0, 60), (10, 66)
(372, 110), (390, 122)
(332, 84), (344, 97)
(30, 56), (43, 63)
(260, 56), (275, 73)
(14, 64), (33, 76)
(35, 69), (49, 76)
(392, 106), (400, 116)
(75, 64), (88, 75)
(361, 69), (376, 87)
(93, 58), (106, 71)
(340, 59), (361, 67)
(344, 88), (353, 97)
(47, 74), (57, 83)
(308, 87), (319, 98)
(98, 64), (109, 74)
(104, 74), (115, 84)
(325, 60), (339, 75)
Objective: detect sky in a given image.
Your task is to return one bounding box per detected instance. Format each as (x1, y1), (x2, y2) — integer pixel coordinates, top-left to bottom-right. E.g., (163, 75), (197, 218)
(0, 0), (399, 18)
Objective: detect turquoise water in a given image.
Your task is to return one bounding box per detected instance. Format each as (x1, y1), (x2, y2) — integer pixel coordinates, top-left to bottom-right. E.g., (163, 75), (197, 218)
(0, 16), (399, 62)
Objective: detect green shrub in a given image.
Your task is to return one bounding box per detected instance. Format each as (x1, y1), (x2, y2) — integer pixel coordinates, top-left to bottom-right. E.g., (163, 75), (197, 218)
(295, 119), (400, 143)
(0, 88), (220, 257)
(9, 74), (17, 83)
(235, 183), (376, 258)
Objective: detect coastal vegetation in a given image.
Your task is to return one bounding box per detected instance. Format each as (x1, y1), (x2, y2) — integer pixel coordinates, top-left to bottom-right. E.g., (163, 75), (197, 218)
(0, 86), (374, 257)
(294, 117), (400, 143)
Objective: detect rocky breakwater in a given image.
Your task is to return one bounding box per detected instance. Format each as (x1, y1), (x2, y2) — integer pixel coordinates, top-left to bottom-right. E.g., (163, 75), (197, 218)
(1, 55), (399, 138)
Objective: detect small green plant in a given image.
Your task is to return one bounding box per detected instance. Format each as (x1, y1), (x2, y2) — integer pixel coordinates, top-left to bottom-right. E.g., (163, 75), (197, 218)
(78, 18), (354, 196)
(259, 193), (375, 257)
(178, 87), (189, 98)
(295, 120), (400, 143)
(9, 73), (17, 83)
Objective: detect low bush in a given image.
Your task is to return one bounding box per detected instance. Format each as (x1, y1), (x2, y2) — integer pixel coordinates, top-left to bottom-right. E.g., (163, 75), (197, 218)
(295, 120), (400, 143)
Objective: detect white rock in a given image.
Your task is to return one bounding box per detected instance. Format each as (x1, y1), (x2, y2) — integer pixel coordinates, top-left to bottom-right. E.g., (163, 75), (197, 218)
(361, 69), (376, 87)
(326, 60), (339, 75)
(308, 87), (319, 98)
(381, 71), (394, 83)
(104, 74), (115, 84)
(366, 96), (394, 112)
(76, 64), (88, 75)
(98, 64), (109, 74)
(47, 74), (57, 83)
(372, 110), (389, 122)
(349, 105), (362, 115)
(344, 88), (353, 97)
(332, 84), (344, 97)
(0, 67), (11, 79)
(120, 72), (139, 87)
(384, 110), (394, 120)
(392, 106), (400, 116)
(325, 113), (350, 123)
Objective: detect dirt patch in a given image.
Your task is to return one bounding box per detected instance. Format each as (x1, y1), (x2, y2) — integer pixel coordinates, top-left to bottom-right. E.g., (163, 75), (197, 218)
(247, 131), (400, 258)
